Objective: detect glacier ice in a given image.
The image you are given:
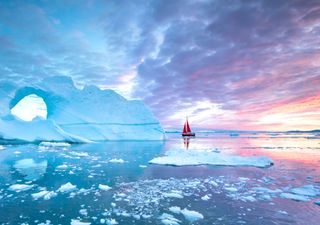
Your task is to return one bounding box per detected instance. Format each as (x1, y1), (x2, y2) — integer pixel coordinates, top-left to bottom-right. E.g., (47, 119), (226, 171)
(0, 76), (165, 142)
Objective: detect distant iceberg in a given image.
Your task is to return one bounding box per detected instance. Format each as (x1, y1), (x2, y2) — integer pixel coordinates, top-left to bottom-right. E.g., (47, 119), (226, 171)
(0, 76), (165, 142)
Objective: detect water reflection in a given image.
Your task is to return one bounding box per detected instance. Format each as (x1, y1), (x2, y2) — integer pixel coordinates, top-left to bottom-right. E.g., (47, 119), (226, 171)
(183, 137), (190, 149)
(14, 159), (47, 181)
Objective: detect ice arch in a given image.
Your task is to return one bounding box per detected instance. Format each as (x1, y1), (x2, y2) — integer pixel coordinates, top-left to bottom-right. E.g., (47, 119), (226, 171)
(11, 94), (47, 121)
(9, 87), (59, 119)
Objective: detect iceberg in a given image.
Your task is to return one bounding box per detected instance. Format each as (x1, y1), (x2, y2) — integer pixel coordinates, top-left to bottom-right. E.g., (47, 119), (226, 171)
(149, 149), (273, 168)
(8, 184), (34, 192)
(0, 76), (165, 142)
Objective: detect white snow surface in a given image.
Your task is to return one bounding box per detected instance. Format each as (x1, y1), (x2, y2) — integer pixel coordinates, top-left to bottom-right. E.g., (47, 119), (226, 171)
(0, 76), (165, 142)
(149, 149), (273, 168)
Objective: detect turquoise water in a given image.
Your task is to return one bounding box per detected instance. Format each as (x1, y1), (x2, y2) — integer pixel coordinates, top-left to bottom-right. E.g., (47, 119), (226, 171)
(0, 133), (319, 225)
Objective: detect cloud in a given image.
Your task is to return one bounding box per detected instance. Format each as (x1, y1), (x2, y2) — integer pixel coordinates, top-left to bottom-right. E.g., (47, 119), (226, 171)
(0, 0), (319, 130)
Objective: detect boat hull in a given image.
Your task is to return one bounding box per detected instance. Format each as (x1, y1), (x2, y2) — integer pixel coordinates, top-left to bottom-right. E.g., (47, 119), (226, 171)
(182, 132), (195, 137)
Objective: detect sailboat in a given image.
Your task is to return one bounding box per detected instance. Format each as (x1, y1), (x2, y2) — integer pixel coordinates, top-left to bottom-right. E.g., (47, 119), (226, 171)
(182, 117), (195, 137)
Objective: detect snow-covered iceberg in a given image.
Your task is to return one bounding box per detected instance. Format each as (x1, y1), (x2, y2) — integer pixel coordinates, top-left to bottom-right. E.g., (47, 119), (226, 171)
(0, 76), (165, 142)
(149, 149), (273, 168)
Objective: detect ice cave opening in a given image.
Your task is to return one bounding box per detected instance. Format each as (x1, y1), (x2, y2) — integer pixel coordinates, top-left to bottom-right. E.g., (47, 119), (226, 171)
(10, 94), (48, 121)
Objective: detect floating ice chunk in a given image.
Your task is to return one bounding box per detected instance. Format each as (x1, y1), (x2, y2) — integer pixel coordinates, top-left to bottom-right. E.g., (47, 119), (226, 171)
(278, 210), (288, 215)
(225, 187), (238, 192)
(8, 184), (34, 192)
(0, 145), (5, 150)
(99, 184), (112, 191)
(79, 209), (88, 216)
(139, 165), (147, 168)
(169, 206), (181, 214)
(252, 187), (282, 194)
(149, 150), (273, 168)
(239, 177), (249, 181)
(241, 196), (256, 202)
(280, 193), (310, 202)
(70, 152), (89, 157)
(32, 190), (50, 200)
(58, 182), (77, 193)
(105, 218), (118, 225)
(159, 213), (181, 225)
(70, 219), (91, 225)
(201, 195), (210, 201)
(289, 185), (320, 197)
(43, 191), (57, 200)
(56, 164), (68, 170)
(180, 208), (204, 222)
(109, 158), (126, 163)
(163, 192), (183, 198)
(167, 206), (203, 222)
(40, 142), (71, 147)
(14, 151), (21, 154)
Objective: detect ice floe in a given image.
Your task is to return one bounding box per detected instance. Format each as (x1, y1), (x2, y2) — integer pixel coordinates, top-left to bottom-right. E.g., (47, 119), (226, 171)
(105, 218), (118, 225)
(201, 194), (211, 201)
(8, 184), (34, 192)
(159, 213), (181, 225)
(39, 141), (71, 147)
(149, 149), (273, 168)
(180, 208), (204, 222)
(58, 182), (77, 193)
(79, 209), (88, 216)
(56, 164), (68, 170)
(70, 219), (91, 225)
(109, 158), (126, 163)
(289, 185), (320, 197)
(32, 190), (57, 200)
(280, 193), (310, 202)
(99, 184), (112, 191)
(168, 206), (203, 222)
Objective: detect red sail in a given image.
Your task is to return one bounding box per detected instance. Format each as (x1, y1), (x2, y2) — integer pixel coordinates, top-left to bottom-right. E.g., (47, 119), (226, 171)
(183, 122), (188, 133)
(186, 119), (191, 133)
(183, 118), (192, 133)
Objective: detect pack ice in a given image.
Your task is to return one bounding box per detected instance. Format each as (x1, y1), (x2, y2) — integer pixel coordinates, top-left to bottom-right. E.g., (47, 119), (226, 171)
(0, 76), (165, 142)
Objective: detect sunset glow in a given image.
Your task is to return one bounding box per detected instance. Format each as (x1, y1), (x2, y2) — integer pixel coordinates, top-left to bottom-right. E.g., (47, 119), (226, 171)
(0, 0), (319, 131)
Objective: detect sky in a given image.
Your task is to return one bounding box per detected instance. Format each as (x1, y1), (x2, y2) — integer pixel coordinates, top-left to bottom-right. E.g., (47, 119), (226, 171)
(1, 0), (320, 131)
